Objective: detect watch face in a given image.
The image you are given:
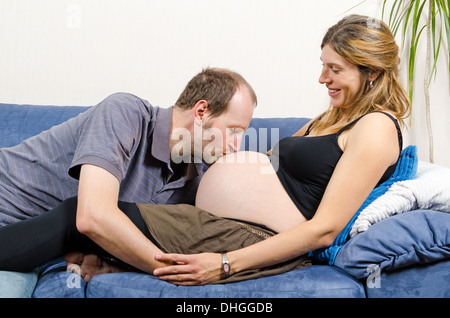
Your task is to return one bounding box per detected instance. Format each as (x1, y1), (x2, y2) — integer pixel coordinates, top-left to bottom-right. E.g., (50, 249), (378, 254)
(224, 263), (230, 273)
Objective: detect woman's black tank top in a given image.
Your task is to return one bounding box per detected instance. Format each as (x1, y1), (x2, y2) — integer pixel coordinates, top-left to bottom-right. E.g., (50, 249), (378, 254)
(270, 112), (403, 220)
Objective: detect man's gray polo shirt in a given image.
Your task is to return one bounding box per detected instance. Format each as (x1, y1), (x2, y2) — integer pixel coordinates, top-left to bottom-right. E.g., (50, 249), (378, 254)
(0, 92), (204, 226)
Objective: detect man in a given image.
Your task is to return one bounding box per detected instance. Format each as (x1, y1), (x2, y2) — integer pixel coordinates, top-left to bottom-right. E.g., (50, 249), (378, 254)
(0, 67), (257, 297)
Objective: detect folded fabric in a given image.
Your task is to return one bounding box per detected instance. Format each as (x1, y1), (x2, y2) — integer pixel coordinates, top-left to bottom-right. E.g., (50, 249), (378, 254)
(350, 160), (450, 237)
(312, 145), (418, 265)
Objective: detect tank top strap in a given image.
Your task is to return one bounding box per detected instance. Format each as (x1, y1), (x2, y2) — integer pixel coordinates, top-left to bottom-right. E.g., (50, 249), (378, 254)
(336, 111), (403, 150)
(304, 121), (315, 136)
(336, 114), (368, 135)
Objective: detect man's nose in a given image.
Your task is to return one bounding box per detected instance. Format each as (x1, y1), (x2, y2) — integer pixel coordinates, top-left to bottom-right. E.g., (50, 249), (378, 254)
(229, 134), (243, 153)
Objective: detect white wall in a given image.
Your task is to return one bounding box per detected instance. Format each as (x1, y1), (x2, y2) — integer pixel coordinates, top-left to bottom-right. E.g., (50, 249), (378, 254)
(1, 0), (449, 166)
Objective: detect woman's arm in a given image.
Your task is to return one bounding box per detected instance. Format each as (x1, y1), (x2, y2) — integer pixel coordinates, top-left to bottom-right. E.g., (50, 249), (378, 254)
(153, 113), (400, 285)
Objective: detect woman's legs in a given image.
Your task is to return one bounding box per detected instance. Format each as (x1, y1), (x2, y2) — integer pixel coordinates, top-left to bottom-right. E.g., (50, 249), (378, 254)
(0, 197), (150, 273)
(0, 197), (80, 272)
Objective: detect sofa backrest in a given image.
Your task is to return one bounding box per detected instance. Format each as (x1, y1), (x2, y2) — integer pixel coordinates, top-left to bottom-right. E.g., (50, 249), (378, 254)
(0, 103), (89, 148)
(242, 117), (310, 152)
(0, 103), (310, 151)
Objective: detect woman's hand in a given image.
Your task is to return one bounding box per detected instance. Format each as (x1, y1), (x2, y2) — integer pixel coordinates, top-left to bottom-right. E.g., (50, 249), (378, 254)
(153, 253), (222, 286)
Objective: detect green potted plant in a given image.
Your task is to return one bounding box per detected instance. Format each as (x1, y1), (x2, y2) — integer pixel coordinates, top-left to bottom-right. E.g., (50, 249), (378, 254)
(383, 0), (450, 163)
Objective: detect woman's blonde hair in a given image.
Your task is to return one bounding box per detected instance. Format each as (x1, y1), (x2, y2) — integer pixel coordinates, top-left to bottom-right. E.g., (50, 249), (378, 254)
(313, 14), (411, 132)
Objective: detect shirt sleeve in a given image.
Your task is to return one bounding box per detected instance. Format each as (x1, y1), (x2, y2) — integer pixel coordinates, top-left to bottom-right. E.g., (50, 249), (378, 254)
(69, 93), (152, 182)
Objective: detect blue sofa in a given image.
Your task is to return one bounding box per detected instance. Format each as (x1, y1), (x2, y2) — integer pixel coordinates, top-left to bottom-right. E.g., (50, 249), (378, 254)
(1, 102), (449, 298)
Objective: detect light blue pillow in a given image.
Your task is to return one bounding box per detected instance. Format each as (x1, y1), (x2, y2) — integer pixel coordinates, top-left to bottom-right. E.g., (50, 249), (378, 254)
(334, 210), (450, 280)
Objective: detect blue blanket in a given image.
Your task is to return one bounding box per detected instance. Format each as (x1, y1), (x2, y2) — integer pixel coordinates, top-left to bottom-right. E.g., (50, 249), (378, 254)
(312, 145), (418, 265)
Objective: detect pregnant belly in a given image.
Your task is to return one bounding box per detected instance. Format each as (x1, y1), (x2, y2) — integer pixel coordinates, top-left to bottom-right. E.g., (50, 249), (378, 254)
(195, 151), (306, 233)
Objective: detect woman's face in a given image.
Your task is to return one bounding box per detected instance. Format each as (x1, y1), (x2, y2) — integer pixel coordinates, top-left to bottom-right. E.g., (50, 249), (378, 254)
(319, 44), (366, 109)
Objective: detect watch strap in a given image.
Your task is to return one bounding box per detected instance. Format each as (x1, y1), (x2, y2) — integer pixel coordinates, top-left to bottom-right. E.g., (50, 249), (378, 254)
(221, 253), (231, 278)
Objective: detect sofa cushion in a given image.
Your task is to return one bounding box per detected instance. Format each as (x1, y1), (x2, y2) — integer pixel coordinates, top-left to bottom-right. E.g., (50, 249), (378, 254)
(86, 266), (365, 298)
(32, 261), (365, 298)
(334, 210), (450, 280)
(32, 258), (86, 298)
(365, 259), (450, 298)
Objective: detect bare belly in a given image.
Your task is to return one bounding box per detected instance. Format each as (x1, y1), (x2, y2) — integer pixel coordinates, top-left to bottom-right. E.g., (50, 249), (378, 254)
(195, 151), (306, 233)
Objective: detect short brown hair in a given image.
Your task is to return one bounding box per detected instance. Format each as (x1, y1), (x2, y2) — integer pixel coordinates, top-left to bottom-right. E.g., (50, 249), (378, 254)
(175, 68), (257, 117)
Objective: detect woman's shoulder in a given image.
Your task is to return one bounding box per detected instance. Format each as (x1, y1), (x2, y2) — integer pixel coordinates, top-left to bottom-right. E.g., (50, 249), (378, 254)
(345, 111), (401, 157)
(353, 111), (400, 131)
(338, 110), (400, 139)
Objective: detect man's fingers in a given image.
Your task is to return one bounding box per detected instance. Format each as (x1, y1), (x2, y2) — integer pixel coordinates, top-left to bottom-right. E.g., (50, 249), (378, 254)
(154, 263), (186, 275)
(155, 253), (190, 265)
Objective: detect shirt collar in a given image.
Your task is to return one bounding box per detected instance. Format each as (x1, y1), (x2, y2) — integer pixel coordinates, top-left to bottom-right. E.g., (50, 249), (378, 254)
(151, 106), (204, 178)
(151, 106), (172, 164)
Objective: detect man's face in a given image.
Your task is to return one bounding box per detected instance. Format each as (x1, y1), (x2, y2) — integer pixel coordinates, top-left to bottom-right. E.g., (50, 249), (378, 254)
(195, 86), (255, 164)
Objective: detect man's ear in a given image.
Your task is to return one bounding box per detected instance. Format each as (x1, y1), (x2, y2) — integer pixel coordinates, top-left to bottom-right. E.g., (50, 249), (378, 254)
(193, 100), (209, 125)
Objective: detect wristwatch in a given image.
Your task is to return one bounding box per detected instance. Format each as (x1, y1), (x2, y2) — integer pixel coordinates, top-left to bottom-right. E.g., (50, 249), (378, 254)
(221, 253), (231, 278)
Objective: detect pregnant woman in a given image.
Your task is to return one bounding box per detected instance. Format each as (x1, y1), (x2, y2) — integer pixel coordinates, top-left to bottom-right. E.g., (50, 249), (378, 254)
(0, 15), (410, 285)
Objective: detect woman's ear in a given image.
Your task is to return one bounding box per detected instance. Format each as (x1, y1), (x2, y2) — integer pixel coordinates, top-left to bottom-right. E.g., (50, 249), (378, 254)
(368, 68), (382, 82)
(193, 100), (209, 126)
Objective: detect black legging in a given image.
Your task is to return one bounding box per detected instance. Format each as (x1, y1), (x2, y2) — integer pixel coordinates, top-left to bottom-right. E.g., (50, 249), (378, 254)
(0, 197), (151, 272)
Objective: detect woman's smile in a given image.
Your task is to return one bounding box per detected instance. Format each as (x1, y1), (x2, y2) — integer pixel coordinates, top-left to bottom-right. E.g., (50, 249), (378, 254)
(328, 88), (341, 98)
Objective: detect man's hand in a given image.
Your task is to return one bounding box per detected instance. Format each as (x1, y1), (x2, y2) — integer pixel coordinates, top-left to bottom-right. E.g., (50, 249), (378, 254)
(153, 253), (223, 286)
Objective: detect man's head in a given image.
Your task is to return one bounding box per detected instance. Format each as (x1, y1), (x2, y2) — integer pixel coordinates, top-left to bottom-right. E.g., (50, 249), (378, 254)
(172, 68), (257, 164)
(175, 67), (257, 118)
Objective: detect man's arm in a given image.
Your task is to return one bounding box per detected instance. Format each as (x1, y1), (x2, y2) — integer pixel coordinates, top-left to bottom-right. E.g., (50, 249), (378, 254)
(75, 164), (168, 273)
